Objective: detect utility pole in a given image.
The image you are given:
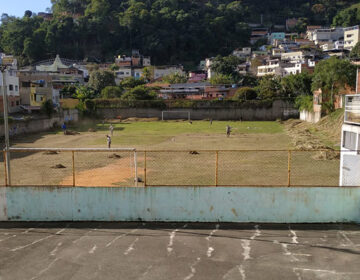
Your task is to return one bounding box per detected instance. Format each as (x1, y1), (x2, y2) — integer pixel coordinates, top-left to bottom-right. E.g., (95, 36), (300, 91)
(1, 66), (11, 185)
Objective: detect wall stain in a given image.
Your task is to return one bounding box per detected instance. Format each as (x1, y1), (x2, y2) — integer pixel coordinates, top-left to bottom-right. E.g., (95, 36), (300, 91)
(210, 206), (214, 212)
(231, 208), (238, 217)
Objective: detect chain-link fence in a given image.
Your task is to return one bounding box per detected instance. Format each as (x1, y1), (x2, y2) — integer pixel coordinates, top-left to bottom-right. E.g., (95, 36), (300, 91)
(0, 148), (346, 187)
(3, 148), (137, 187)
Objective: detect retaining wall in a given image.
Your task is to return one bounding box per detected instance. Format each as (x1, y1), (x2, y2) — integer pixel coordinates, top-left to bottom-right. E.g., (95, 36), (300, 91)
(0, 109), (78, 137)
(98, 100), (299, 121)
(0, 186), (359, 223)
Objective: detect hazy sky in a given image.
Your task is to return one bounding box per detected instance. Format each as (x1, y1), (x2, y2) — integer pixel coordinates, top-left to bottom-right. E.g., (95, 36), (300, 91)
(0, 0), (52, 18)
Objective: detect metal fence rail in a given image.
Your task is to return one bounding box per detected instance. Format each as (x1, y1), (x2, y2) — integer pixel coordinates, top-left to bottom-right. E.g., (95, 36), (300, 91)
(0, 148), (344, 187)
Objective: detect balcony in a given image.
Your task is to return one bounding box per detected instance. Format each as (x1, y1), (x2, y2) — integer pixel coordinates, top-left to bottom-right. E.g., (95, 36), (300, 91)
(345, 95), (360, 125)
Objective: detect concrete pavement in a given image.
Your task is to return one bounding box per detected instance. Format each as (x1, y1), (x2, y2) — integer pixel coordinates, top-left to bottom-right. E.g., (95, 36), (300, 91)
(0, 223), (360, 280)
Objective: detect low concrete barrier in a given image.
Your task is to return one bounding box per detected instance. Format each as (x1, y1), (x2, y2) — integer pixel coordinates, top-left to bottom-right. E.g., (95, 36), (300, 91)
(0, 186), (359, 222)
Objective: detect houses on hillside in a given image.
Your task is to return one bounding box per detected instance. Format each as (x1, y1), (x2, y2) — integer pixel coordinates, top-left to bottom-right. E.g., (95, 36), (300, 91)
(0, 54), (20, 113)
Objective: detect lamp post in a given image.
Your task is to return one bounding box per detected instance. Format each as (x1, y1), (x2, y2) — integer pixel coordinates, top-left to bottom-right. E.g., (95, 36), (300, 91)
(1, 66), (11, 185)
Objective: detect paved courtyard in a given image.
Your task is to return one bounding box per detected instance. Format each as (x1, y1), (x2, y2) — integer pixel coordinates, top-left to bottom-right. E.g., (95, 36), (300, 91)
(0, 223), (359, 280)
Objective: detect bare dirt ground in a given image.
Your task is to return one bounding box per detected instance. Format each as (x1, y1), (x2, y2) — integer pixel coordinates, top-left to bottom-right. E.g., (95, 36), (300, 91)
(0, 119), (342, 186)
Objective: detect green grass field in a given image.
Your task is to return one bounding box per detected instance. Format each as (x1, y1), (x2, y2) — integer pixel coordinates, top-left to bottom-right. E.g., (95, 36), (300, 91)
(0, 120), (340, 187)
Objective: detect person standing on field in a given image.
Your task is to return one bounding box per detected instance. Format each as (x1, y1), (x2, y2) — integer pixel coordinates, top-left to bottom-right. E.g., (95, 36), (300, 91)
(226, 125), (231, 137)
(62, 122), (67, 135)
(106, 135), (111, 149)
(109, 124), (114, 136)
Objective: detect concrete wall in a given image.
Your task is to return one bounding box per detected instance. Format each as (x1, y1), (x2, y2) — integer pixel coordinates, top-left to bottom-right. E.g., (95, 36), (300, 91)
(0, 109), (78, 137)
(0, 186), (359, 222)
(300, 109), (321, 123)
(98, 100), (299, 121)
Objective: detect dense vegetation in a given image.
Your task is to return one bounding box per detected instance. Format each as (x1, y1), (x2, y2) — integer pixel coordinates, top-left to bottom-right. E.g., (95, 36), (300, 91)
(0, 0), (358, 67)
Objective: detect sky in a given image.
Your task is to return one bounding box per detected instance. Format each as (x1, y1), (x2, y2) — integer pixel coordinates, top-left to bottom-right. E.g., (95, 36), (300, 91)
(0, 0), (52, 18)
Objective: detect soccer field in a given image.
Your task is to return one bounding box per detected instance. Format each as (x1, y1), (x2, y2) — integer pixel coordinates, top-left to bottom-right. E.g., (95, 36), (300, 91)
(1, 120), (340, 187)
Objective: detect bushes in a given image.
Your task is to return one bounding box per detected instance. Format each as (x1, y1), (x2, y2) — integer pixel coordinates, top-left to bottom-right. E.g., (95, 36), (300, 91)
(93, 99), (275, 109)
(295, 95), (313, 112)
(233, 87), (257, 100)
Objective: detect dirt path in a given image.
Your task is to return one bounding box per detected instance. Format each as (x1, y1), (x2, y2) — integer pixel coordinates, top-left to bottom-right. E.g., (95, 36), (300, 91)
(61, 157), (143, 187)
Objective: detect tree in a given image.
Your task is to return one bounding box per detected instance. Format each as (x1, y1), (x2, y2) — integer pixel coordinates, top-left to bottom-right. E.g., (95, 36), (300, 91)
(312, 57), (356, 111)
(238, 74), (259, 87)
(24, 10), (33, 18)
(210, 55), (244, 81)
(350, 42), (360, 59)
(88, 70), (115, 93)
(162, 72), (188, 84)
(142, 66), (154, 81)
(101, 86), (123, 98)
(256, 76), (283, 100)
(209, 74), (233, 85)
(295, 95), (314, 112)
(120, 85), (157, 101)
(333, 4), (360, 27)
(233, 87), (257, 100)
(119, 77), (146, 89)
(281, 72), (313, 97)
(41, 100), (54, 117)
(73, 86), (97, 101)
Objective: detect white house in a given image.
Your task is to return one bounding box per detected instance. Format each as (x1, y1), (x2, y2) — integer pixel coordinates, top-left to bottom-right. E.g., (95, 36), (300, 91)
(340, 94), (360, 186)
(344, 25), (360, 51)
(0, 54), (20, 113)
(308, 27), (344, 45)
(154, 66), (184, 79)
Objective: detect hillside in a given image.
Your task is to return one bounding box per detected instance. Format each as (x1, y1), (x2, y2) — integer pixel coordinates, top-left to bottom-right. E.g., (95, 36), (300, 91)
(284, 109), (344, 151)
(0, 0), (358, 66)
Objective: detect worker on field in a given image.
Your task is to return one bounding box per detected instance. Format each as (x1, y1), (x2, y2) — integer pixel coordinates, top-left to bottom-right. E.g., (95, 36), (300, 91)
(226, 125), (231, 137)
(106, 135), (112, 149)
(109, 124), (114, 136)
(62, 122), (67, 135)
(210, 118), (213, 126)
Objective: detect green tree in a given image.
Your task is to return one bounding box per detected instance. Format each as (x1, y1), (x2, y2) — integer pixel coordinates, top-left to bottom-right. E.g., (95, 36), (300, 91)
(295, 95), (314, 112)
(73, 85), (96, 101)
(209, 74), (233, 85)
(211, 55), (243, 81)
(120, 77), (146, 89)
(41, 100), (54, 117)
(88, 70), (115, 93)
(281, 72), (313, 97)
(233, 87), (257, 100)
(332, 4), (360, 27)
(120, 85), (157, 101)
(312, 57), (356, 111)
(101, 86), (123, 98)
(256, 76), (283, 100)
(162, 72), (188, 84)
(350, 42), (360, 59)
(142, 66), (154, 81)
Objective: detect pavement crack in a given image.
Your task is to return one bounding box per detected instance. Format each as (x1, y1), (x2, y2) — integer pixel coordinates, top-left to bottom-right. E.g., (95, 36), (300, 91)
(206, 224), (219, 257)
(183, 257), (201, 280)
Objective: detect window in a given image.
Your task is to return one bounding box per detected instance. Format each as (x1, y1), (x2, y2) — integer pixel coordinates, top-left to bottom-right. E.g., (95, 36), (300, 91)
(15, 85), (18, 91)
(22, 82), (31, 87)
(9, 85), (14, 91)
(16, 101), (19, 106)
(343, 131), (357, 150)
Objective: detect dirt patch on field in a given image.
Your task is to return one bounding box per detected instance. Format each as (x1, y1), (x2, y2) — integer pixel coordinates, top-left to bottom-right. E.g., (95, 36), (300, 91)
(61, 157), (143, 187)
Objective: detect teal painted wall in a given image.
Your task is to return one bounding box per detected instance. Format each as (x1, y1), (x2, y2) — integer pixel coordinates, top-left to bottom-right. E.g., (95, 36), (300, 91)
(1, 186), (360, 222)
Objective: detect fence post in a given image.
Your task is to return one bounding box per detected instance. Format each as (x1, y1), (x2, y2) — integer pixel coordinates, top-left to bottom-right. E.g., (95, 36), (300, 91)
(3, 150), (8, 186)
(72, 151), (75, 187)
(144, 151), (147, 187)
(215, 151), (219, 187)
(287, 150), (292, 187)
(134, 151), (138, 187)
